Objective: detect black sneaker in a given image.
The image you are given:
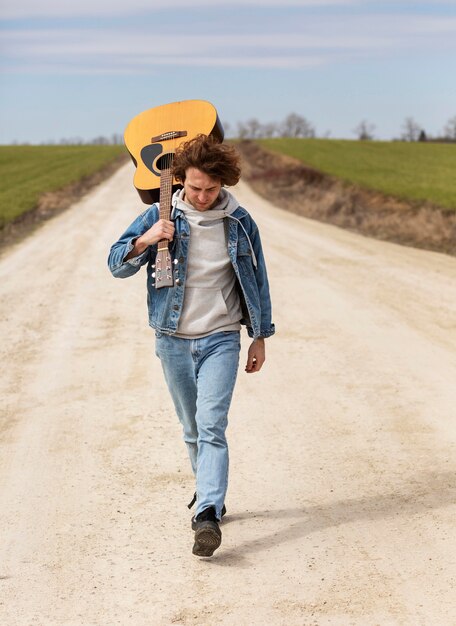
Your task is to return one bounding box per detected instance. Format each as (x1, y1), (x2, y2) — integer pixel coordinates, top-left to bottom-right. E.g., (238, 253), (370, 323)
(192, 507), (222, 557)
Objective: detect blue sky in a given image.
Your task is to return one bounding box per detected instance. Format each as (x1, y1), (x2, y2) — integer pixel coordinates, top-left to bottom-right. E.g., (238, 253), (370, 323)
(1, 0), (455, 143)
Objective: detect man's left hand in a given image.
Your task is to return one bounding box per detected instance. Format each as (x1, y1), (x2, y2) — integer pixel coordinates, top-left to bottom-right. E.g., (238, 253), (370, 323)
(245, 338), (266, 373)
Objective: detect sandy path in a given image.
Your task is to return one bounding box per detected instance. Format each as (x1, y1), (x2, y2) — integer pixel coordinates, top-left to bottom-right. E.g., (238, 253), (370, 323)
(1, 163), (455, 626)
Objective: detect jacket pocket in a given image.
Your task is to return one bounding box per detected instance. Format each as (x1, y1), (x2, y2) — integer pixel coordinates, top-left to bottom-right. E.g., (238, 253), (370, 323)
(237, 236), (252, 257)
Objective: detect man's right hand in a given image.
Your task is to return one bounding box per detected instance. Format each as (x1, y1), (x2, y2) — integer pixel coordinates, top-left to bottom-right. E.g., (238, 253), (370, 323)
(125, 219), (175, 260)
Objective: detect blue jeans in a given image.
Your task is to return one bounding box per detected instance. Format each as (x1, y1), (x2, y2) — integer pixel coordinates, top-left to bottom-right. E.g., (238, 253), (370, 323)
(155, 330), (241, 520)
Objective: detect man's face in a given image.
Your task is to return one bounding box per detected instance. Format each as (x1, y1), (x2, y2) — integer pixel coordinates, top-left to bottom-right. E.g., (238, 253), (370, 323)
(182, 167), (222, 212)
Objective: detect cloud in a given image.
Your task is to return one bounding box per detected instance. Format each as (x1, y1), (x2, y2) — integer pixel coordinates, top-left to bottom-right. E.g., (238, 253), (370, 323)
(2, 10), (456, 74)
(0, 30), (398, 55)
(1, 0), (362, 19)
(0, 29), (329, 71)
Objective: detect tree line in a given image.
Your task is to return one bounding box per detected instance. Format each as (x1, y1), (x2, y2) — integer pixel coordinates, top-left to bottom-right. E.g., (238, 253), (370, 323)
(34, 133), (125, 146)
(228, 113), (456, 142)
(354, 116), (456, 142)
(13, 114), (456, 145)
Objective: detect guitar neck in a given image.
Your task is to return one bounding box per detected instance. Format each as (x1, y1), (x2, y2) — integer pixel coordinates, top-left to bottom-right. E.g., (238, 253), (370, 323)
(158, 165), (173, 248)
(155, 164), (174, 288)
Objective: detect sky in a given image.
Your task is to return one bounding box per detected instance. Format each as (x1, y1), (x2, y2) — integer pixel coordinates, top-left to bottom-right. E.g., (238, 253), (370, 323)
(1, 0), (455, 143)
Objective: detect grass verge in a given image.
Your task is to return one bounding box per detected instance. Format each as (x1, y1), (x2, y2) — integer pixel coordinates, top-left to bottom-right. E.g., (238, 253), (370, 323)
(0, 145), (126, 228)
(258, 138), (456, 211)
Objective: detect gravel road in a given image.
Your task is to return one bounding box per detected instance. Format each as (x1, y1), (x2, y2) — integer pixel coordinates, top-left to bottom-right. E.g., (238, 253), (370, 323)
(1, 163), (455, 625)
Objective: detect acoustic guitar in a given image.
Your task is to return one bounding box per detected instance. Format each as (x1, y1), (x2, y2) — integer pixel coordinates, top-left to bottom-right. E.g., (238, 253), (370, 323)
(124, 99), (224, 288)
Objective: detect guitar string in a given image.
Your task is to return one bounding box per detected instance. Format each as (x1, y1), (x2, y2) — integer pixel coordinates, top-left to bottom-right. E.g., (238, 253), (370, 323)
(160, 122), (174, 256)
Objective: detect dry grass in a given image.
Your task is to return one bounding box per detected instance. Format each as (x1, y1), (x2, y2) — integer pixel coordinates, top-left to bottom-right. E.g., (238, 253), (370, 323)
(238, 141), (456, 257)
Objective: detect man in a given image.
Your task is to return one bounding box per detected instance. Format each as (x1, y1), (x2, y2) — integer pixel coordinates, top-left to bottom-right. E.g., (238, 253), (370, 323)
(108, 134), (274, 557)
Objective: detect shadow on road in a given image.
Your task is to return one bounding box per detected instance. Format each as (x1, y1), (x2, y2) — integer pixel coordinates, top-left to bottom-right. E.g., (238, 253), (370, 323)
(207, 470), (456, 567)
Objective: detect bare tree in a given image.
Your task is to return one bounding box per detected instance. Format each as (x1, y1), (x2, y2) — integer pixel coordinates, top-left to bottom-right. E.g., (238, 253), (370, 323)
(245, 118), (264, 139)
(236, 118), (275, 139)
(280, 113), (315, 138)
(111, 133), (123, 145)
(401, 117), (422, 142)
(443, 115), (456, 140)
(236, 121), (250, 139)
(235, 113), (315, 139)
(353, 120), (375, 140)
(91, 136), (110, 145)
(261, 122), (279, 138)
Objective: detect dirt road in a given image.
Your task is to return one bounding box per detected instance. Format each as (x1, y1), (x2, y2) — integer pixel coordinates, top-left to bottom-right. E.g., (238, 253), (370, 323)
(1, 163), (455, 625)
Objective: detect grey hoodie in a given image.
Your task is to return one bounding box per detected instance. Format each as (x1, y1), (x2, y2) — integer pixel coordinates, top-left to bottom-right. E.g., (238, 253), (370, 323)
(172, 188), (242, 338)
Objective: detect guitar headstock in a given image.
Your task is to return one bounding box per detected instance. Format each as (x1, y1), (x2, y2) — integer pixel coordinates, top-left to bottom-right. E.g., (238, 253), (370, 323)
(153, 247), (174, 289)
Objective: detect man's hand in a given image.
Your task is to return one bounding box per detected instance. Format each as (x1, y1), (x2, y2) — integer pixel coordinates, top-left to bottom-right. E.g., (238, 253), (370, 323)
(245, 337), (265, 373)
(125, 219), (175, 260)
(144, 219), (175, 246)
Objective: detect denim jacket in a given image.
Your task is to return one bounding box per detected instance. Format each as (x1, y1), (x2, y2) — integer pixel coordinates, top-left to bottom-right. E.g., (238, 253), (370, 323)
(107, 203), (275, 339)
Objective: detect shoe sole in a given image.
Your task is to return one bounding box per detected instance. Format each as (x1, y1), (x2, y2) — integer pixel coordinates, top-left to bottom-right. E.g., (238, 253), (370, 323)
(192, 526), (222, 557)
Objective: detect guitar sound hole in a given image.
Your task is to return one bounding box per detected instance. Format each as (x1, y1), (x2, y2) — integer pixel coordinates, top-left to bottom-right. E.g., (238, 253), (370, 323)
(156, 153), (174, 172)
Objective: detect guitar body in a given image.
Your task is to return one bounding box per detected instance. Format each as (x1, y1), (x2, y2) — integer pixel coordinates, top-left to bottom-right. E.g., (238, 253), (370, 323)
(124, 99), (224, 204)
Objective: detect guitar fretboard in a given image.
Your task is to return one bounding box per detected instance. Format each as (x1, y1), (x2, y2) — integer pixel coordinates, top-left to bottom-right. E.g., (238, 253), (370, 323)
(158, 162), (173, 250)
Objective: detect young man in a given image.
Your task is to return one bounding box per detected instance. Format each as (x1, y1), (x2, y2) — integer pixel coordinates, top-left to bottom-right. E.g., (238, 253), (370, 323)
(108, 135), (274, 557)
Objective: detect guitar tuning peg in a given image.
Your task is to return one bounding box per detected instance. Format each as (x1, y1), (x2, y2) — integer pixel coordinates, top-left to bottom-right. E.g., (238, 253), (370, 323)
(152, 272), (156, 278)
(175, 278), (181, 286)
(152, 264), (156, 269)
(173, 258), (178, 265)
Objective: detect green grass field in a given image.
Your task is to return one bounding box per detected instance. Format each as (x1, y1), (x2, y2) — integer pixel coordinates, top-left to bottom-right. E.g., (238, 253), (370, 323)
(258, 138), (456, 211)
(0, 145), (125, 227)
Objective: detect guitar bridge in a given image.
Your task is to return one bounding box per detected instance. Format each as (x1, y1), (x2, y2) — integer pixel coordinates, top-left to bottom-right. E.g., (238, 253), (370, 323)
(151, 130), (188, 143)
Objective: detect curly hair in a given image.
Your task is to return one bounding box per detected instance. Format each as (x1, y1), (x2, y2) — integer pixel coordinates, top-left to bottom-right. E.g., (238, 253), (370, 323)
(172, 134), (241, 187)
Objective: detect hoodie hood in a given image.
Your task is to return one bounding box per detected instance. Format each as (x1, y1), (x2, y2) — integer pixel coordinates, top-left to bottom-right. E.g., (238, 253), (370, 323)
(171, 187), (239, 222)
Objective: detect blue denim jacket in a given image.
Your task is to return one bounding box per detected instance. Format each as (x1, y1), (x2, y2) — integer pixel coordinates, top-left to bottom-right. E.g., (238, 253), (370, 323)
(108, 203), (275, 339)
